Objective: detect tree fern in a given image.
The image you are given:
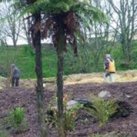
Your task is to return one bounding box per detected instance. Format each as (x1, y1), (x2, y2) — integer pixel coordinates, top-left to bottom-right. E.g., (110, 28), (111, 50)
(3, 0), (107, 136)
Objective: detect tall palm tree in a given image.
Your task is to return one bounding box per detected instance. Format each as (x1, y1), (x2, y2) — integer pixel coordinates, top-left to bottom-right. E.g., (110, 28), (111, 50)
(10, 0), (107, 136)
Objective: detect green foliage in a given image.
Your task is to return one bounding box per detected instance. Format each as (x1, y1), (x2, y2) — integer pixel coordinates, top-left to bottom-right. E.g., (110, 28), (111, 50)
(7, 107), (28, 133)
(87, 97), (117, 126)
(1, 41), (137, 79)
(22, 0), (106, 21)
(0, 40), (137, 79)
(64, 43), (104, 74)
(63, 103), (83, 131)
(22, 46), (35, 57)
(0, 46), (57, 78)
(64, 49), (92, 74)
(9, 107), (25, 128)
(46, 101), (82, 132)
(0, 130), (9, 137)
(16, 0), (106, 55)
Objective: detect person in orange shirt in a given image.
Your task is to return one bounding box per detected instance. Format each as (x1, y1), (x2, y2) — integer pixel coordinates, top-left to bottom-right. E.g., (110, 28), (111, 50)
(104, 54), (116, 82)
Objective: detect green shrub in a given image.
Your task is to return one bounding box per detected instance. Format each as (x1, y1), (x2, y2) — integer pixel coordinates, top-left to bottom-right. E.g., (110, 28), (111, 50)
(63, 104), (83, 131)
(7, 107), (28, 133)
(8, 106), (29, 133)
(46, 98), (82, 135)
(87, 97), (117, 126)
(10, 107), (25, 127)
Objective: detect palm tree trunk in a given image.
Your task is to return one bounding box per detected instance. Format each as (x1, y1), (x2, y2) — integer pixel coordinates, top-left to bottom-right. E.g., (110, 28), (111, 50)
(32, 13), (47, 137)
(56, 17), (65, 137)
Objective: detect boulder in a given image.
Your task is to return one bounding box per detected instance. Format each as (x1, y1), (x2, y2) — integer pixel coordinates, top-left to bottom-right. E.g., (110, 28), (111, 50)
(98, 91), (111, 99)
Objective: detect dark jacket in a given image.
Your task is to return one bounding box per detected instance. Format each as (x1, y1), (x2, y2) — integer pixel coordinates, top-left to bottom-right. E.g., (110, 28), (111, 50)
(12, 67), (20, 78)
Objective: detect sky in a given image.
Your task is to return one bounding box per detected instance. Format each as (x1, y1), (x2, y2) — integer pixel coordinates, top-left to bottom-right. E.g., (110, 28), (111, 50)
(1, 0), (120, 45)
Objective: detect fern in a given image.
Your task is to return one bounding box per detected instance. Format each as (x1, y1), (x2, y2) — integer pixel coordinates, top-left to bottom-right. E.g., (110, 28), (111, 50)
(9, 107), (25, 128)
(87, 97), (117, 126)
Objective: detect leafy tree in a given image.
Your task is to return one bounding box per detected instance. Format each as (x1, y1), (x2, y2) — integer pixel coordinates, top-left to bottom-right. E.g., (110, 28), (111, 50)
(8, 0), (106, 136)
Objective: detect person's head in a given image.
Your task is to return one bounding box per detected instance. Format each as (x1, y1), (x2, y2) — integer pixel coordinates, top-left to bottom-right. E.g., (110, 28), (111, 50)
(11, 64), (16, 69)
(105, 54), (111, 59)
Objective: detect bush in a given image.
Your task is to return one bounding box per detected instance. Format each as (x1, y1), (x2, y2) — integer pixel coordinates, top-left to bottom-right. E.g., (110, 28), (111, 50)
(87, 97), (117, 126)
(46, 95), (83, 135)
(8, 107), (28, 133)
(63, 104), (82, 131)
(10, 107), (25, 127)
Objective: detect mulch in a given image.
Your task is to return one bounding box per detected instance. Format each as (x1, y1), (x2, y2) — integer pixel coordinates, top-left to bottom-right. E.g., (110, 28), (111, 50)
(0, 81), (137, 137)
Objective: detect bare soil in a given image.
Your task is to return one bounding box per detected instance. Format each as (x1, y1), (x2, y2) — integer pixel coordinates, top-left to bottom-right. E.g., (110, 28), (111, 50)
(0, 72), (137, 137)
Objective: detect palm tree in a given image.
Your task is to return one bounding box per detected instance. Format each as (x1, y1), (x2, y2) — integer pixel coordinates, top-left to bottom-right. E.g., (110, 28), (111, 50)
(10, 0), (106, 136)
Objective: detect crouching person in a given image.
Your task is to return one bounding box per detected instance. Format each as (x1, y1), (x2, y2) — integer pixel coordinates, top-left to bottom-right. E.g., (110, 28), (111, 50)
(10, 64), (20, 87)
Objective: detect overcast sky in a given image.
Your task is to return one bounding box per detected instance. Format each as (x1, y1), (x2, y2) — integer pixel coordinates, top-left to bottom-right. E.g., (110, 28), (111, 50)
(1, 0), (120, 45)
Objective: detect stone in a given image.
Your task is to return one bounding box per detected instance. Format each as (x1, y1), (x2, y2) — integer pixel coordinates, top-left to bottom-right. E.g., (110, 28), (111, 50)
(98, 91), (111, 99)
(43, 83), (46, 87)
(67, 100), (78, 109)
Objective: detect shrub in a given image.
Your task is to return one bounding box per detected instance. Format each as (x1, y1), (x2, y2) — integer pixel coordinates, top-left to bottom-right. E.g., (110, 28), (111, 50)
(46, 95), (83, 134)
(10, 107), (25, 128)
(87, 97), (117, 126)
(63, 103), (82, 132)
(8, 107), (28, 133)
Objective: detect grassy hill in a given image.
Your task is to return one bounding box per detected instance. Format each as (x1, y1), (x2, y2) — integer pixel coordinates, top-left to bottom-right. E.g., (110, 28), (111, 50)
(0, 45), (57, 78)
(0, 42), (137, 79)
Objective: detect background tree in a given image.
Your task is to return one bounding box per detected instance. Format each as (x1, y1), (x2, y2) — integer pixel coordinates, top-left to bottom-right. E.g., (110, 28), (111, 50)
(21, 15), (32, 46)
(88, 0), (118, 70)
(0, 1), (21, 47)
(27, 1), (106, 136)
(63, 0), (116, 73)
(108, 0), (137, 64)
(8, 0), (106, 136)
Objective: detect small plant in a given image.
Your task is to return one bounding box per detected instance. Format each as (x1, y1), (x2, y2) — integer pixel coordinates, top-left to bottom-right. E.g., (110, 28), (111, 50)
(10, 107), (25, 127)
(62, 93), (83, 132)
(46, 94), (83, 135)
(64, 103), (82, 132)
(87, 97), (117, 126)
(8, 107), (28, 133)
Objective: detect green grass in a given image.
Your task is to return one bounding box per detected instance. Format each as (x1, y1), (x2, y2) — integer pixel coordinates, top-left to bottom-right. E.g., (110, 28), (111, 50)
(0, 41), (137, 79)
(0, 45), (57, 78)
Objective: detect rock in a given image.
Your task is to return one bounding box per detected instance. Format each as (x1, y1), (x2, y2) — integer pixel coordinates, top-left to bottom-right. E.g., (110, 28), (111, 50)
(67, 100), (79, 109)
(125, 94), (131, 98)
(43, 83), (46, 87)
(98, 91), (111, 99)
(74, 98), (95, 110)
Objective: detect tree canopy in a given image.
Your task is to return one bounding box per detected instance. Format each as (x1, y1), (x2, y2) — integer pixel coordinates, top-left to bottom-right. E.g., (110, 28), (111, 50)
(12, 0), (107, 55)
